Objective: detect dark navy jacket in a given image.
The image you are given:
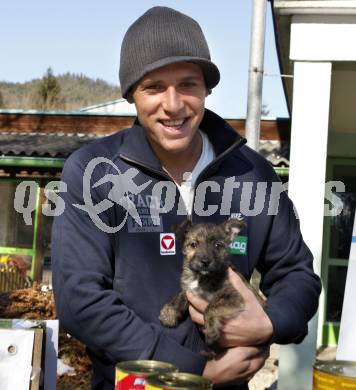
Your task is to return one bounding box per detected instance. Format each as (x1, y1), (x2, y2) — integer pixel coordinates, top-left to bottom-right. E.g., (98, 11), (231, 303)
(52, 109), (321, 389)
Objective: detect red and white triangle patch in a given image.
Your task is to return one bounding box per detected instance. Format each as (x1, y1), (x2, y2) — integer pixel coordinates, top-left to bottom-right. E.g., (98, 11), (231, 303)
(160, 233), (176, 255)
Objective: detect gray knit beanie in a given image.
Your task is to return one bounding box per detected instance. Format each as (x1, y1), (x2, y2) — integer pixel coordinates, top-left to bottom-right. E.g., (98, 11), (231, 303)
(119, 6), (220, 98)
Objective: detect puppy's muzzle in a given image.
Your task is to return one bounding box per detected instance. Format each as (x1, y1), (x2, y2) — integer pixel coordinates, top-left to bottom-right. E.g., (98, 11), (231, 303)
(190, 256), (212, 273)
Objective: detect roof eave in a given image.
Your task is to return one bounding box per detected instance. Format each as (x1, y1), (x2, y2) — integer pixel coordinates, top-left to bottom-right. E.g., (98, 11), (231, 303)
(274, 1), (356, 15)
(273, 1), (356, 109)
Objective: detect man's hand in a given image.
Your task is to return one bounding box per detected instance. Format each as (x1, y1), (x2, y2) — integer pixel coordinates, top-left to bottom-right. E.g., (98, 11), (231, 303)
(202, 345), (270, 386)
(187, 268), (273, 347)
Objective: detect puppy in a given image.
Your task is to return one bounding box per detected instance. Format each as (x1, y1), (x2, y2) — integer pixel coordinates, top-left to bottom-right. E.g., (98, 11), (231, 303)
(159, 219), (257, 349)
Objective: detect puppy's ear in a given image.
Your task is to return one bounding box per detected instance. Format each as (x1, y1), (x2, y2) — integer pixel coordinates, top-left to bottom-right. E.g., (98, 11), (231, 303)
(222, 219), (245, 243)
(173, 219), (193, 242)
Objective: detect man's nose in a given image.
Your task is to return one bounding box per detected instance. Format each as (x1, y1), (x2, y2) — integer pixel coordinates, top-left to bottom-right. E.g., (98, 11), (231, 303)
(162, 87), (184, 113)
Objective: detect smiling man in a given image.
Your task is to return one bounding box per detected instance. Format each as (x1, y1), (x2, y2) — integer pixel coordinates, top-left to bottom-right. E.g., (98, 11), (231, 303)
(52, 6), (321, 390)
(129, 62), (208, 184)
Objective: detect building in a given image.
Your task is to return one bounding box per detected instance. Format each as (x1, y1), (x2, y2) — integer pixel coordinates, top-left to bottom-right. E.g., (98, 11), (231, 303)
(0, 110), (133, 284)
(273, 1), (356, 388)
(80, 98), (137, 115)
(0, 108), (290, 285)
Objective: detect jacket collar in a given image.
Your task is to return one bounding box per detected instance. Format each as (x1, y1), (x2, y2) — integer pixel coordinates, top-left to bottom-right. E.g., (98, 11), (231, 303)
(119, 108), (245, 175)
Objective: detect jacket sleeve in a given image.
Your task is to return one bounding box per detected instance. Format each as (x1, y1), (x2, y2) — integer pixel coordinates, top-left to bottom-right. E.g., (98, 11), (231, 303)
(257, 190), (322, 345)
(51, 152), (207, 382)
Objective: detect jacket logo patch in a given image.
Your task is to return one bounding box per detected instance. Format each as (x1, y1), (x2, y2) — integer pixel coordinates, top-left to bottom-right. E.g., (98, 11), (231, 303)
(230, 235), (248, 255)
(230, 212), (245, 221)
(127, 214), (162, 233)
(160, 233), (176, 255)
(127, 194), (163, 233)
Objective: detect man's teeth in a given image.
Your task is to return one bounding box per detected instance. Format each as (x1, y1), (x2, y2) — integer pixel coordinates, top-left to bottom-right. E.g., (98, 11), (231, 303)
(161, 119), (185, 127)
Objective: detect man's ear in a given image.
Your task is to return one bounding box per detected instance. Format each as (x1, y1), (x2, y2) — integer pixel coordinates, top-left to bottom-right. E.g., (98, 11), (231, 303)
(126, 81), (139, 103)
(222, 219), (245, 243)
(126, 91), (134, 104)
(205, 88), (212, 97)
(173, 219), (193, 243)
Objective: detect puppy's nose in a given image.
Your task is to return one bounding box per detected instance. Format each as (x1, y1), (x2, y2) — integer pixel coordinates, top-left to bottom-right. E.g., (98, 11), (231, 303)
(201, 258), (210, 266)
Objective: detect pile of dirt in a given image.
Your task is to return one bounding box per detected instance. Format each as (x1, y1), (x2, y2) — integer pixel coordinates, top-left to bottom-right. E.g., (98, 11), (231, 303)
(55, 372), (92, 390)
(0, 283), (92, 389)
(58, 331), (92, 374)
(0, 282), (56, 319)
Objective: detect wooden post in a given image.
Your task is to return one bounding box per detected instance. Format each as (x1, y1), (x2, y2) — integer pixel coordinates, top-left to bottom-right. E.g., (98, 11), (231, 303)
(31, 328), (44, 390)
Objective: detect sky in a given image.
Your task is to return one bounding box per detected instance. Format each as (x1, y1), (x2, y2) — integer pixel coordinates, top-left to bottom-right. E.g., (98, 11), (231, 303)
(0, 0), (289, 118)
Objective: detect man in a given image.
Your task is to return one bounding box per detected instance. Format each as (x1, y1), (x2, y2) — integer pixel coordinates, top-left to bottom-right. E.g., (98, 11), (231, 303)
(52, 6), (321, 390)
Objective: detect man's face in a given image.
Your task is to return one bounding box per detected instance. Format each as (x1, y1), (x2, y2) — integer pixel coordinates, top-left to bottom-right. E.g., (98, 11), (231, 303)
(131, 62), (208, 159)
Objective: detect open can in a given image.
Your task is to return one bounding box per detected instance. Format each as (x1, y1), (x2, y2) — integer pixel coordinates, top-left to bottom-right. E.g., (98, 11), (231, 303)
(115, 360), (178, 390)
(313, 360), (356, 389)
(145, 372), (212, 390)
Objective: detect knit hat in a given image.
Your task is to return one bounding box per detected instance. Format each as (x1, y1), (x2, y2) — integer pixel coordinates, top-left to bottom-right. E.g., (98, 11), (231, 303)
(119, 6), (220, 98)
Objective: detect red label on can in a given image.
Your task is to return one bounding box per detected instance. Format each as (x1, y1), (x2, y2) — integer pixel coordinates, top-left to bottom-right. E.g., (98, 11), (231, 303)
(116, 373), (146, 390)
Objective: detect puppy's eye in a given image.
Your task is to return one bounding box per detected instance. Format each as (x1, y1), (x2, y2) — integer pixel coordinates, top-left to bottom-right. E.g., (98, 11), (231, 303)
(189, 241), (198, 249)
(215, 241), (225, 250)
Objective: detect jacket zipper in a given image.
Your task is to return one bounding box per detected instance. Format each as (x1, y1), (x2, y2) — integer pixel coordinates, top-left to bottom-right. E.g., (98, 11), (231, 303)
(119, 154), (172, 182)
(190, 137), (247, 223)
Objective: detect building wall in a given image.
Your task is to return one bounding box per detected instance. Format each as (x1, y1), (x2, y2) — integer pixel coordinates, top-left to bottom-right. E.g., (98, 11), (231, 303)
(276, 10), (356, 390)
(330, 62), (356, 135)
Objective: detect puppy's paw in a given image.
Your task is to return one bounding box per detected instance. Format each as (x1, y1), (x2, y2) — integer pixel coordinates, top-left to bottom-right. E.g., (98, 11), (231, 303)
(159, 304), (180, 327)
(199, 350), (217, 360)
(204, 330), (220, 346)
(204, 315), (222, 345)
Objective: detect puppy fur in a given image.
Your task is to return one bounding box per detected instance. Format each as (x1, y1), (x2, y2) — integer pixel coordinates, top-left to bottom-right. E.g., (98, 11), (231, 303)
(159, 219), (255, 348)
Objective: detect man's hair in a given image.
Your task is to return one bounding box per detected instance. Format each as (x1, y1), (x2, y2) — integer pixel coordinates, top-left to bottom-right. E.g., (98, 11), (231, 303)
(119, 6), (220, 99)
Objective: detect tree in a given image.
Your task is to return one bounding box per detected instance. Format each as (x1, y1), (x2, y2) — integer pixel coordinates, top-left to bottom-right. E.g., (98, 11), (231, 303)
(34, 67), (65, 110)
(0, 90), (4, 108)
(261, 103), (270, 117)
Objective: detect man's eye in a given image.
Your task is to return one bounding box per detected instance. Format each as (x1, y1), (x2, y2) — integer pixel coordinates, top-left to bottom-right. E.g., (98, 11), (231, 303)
(181, 82), (196, 88)
(145, 84), (162, 91)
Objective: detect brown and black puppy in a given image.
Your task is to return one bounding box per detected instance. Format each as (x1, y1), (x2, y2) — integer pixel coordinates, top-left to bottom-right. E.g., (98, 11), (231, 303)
(159, 219), (253, 348)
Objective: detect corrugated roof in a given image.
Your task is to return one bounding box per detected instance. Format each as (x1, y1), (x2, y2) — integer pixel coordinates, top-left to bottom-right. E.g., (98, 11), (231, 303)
(0, 133), (289, 166)
(0, 132), (103, 158)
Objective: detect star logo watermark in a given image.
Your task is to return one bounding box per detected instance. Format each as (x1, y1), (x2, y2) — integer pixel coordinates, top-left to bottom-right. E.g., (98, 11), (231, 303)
(73, 157), (152, 233)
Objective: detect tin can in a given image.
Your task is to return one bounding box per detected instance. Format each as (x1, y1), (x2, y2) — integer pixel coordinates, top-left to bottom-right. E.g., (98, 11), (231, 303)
(145, 372), (212, 390)
(115, 360), (178, 390)
(313, 360), (356, 389)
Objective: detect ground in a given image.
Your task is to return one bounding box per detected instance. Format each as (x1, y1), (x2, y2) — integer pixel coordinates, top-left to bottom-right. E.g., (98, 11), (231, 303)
(0, 284), (91, 389)
(249, 344), (279, 390)
(0, 284), (281, 389)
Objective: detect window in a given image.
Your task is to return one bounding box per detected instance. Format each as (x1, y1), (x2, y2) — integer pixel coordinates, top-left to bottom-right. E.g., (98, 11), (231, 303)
(0, 180), (37, 277)
(322, 159), (356, 343)
(0, 181), (35, 248)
